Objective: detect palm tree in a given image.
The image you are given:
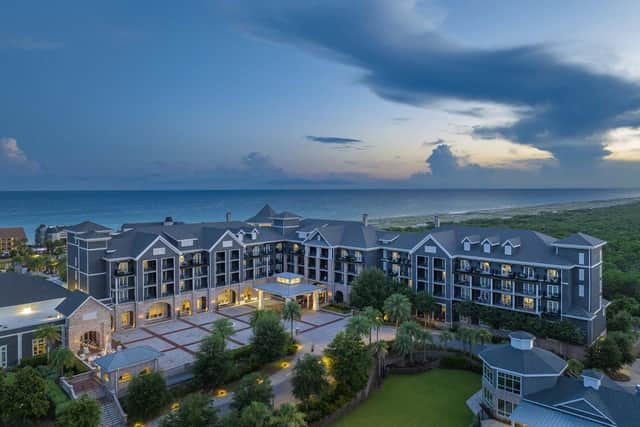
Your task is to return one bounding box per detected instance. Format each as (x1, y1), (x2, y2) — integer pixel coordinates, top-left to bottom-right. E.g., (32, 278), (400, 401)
(439, 330), (453, 350)
(383, 293), (411, 333)
(475, 329), (492, 349)
(346, 314), (371, 340)
(36, 324), (61, 361)
(456, 327), (478, 355)
(395, 321), (421, 364)
(419, 330), (433, 362)
(270, 403), (307, 427)
(393, 327), (413, 364)
(49, 347), (75, 377)
(372, 341), (388, 378)
(212, 318), (235, 340)
(413, 293), (435, 328)
(282, 300), (302, 341)
(362, 306), (382, 344)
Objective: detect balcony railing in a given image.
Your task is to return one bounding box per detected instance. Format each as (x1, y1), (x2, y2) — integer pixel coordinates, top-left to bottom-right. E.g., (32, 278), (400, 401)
(114, 268), (135, 276)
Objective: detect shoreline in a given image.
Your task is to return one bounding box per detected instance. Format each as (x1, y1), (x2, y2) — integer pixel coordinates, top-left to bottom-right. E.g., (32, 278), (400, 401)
(371, 196), (640, 229)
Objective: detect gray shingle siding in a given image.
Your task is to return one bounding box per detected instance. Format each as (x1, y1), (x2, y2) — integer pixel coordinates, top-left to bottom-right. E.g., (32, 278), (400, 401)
(65, 209), (607, 342)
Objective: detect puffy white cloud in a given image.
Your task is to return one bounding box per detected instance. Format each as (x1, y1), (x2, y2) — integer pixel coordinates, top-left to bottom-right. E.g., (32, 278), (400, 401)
(0, 137), (40, 173)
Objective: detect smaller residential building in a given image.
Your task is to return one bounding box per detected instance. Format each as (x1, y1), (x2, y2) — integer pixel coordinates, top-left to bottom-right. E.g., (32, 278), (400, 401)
(0, 227), (26, 253)
(35, 224), (68, 246)
(0, 272), (111, 368)
(479, 331), (640, 426)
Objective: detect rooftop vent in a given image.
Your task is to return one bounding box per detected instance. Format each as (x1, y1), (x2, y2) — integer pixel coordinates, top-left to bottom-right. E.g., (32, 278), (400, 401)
(226, 211), (231, 223)
(362, 213), (369, 227)
(509, 331), (535, 350)
(163, 216), (174, 226)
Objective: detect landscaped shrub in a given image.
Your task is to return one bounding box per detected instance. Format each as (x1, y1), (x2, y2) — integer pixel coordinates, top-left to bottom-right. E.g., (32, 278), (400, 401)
(19, 353), (48, 368)
(440, 356), (482, 374)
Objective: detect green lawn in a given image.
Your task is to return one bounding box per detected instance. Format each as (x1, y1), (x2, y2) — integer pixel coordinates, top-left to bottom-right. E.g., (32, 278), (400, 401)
(334, 370), (480, 427)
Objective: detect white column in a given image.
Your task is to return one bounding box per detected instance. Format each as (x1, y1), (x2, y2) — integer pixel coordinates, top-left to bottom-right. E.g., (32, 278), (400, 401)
(258, 290), (264, 310)
(312, 291), (319, 311)
(17, 333), (23, 363)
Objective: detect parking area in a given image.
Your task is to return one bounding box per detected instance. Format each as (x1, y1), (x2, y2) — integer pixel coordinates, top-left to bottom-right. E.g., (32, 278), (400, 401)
(113, 304), (349, 371)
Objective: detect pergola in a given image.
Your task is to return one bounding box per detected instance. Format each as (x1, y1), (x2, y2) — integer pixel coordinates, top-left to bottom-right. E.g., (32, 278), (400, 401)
(254, 272), (322, 310)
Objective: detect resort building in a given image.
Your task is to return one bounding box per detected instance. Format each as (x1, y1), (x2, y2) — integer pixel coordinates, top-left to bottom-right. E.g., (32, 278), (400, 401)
(0, 226), (27, 253)
(0, 272), (112, 367)
(65, 205), (608, 343)
(479, 332), (640, 426)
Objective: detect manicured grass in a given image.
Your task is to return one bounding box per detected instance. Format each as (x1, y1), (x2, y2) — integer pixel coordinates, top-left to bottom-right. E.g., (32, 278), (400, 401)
(334, 370), (480, 427)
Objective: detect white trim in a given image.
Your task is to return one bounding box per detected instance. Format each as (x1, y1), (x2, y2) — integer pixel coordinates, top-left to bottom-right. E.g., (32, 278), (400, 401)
(555, 398), (613, 422)
(63, 295), (113, 318)
(207, 230), (246, 252)
(521, 399), (616, 427)
(478, 357), (567, 378)
(552, 242), (606, 250)
(135, 236), (182, 260)
(410, 234), (453, 257)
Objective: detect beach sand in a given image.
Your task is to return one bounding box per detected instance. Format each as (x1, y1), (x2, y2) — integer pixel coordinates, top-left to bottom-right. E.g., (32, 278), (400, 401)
(372, 196), (640, 229)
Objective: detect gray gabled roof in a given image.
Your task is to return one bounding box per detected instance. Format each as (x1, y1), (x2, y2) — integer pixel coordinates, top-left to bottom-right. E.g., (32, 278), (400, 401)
(94, 346), (162, 373)
(272, 211), (301, 219)
(553, 232), (606, 248)
(0, 272), (70, 308)
(246, 204), (277, 224)
(479, 342), (567, 376)
(55, 290), (90, 317)
(511, 401), (605, 427)
(523, 376), (640, 427)
(65, 221), (111, 233)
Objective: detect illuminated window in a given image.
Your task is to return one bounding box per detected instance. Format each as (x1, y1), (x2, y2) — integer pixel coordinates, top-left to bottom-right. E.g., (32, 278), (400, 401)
(140, 367), (152, 375)
(118, 372), (132, 383)
(480, 262), (490, 273)
(32, 338), (47, 356)
(546, 269), (559, 282)
(501, 264), (511, 276)
(523, 297), (535, 310)
(500, 294), (512, 307)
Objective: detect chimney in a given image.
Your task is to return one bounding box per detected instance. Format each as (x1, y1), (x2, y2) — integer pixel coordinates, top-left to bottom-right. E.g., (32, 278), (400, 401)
(163, 216), (174, 226)
(226, 211), (231, 223)
(635, 384), (640, 396)
(582, 370), (603, 390)
(434, 215), (440, 228)
(362, 213), (369, 227)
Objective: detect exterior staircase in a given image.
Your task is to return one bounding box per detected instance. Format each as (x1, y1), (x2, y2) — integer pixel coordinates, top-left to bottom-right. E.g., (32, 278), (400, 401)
(99, 396), (125, 427)
(60, 371), (127, 427)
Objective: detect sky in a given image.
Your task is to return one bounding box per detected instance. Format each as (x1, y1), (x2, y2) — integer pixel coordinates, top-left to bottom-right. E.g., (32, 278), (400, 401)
(2, 0), (640, 190)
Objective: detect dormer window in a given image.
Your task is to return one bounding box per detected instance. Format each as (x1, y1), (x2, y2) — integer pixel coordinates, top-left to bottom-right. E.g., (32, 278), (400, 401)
(483, 243), (491, 253)
(504, 244), (512, 256)
(463, 241), (470, 251)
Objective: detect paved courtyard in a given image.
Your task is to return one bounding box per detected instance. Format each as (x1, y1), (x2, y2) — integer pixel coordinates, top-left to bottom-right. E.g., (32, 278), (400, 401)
(113, 304), (349, 371)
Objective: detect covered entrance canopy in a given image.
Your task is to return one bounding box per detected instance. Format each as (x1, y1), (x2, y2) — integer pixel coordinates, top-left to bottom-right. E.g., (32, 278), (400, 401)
(254, 272), (322, 310)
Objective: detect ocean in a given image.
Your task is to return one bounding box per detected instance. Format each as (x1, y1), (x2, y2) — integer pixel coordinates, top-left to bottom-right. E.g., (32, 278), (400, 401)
(2, 189), (640, 242)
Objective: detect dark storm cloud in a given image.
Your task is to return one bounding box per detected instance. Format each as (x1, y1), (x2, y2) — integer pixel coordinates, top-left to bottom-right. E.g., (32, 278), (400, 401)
(306, 135), (362, 144)
(221, 0), (640, 165)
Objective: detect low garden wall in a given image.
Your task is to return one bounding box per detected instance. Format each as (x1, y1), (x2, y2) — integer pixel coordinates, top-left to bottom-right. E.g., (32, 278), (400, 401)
(536, 337), (586, 360)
